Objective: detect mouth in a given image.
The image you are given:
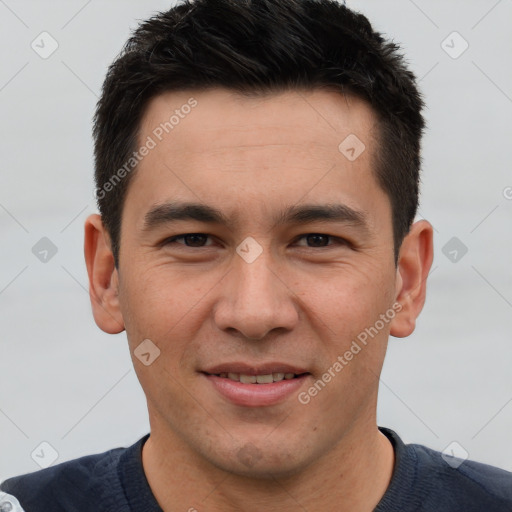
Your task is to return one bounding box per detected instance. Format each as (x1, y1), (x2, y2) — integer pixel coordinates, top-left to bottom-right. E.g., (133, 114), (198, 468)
(205, 372), (308, 384)
(201, 364), (311, 407)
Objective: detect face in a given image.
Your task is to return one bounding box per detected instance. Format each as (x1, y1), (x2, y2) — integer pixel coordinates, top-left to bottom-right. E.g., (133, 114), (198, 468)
(111, 88), (403, 477)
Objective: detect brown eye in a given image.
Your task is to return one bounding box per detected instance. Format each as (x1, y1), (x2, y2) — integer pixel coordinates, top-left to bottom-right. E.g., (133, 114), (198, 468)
(164, 233), (212, 247)
(295, 234), (347, 248)
(305, 234), (330, 247)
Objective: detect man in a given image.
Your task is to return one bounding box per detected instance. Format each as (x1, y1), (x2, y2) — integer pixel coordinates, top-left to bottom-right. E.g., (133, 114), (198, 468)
(1, 0), (511, 510)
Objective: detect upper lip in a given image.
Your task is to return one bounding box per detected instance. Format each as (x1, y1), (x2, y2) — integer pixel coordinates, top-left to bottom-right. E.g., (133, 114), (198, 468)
(202, 362), (310, 376)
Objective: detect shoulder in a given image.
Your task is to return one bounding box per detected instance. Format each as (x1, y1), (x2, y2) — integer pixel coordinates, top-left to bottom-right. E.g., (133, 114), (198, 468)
(0, 439), (142, 512)
(379, 427), (512, 511)
(412, 441), (512, 505)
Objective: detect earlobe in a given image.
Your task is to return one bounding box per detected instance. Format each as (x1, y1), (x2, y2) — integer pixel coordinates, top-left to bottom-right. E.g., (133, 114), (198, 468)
(84, 214), (125, 334)
(389, 220), (434, 338)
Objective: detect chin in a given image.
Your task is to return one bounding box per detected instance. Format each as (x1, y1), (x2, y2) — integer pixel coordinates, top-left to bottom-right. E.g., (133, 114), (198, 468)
(204, 439), (313, 480)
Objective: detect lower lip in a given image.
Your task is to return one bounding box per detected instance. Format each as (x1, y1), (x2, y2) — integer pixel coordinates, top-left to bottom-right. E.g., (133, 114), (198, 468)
(204, 374), (309, 407)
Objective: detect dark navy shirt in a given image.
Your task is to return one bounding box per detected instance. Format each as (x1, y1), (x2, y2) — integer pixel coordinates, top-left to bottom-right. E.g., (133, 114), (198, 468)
(1, 427), (511, 511)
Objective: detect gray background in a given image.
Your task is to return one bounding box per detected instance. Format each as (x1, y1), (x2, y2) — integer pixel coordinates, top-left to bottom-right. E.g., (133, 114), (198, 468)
(1, 0), (511, 481)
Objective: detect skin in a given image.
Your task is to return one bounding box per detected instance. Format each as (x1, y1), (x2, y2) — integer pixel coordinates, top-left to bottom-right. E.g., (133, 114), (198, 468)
(84, 88), (433, 511)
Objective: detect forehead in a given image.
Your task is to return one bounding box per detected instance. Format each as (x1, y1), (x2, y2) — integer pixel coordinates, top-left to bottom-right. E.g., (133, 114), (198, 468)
(125, 87), (389, 233)
(140, 87), (377, 156)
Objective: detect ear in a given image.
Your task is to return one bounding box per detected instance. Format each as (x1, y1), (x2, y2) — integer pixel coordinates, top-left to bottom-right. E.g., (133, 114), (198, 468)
(389, 219), (434, 338)
(84, 214), (125, 334)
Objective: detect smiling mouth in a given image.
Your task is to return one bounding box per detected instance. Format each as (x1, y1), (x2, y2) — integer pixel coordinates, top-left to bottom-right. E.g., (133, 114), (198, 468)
(206, 372), (309, 384)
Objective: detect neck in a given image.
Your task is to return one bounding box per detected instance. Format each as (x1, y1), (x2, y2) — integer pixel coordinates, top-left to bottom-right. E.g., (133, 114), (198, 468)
(142, 421), (395, 512)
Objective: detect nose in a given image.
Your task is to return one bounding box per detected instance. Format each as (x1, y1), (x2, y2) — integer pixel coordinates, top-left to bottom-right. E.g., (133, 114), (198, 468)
(213, 249), (299, 341)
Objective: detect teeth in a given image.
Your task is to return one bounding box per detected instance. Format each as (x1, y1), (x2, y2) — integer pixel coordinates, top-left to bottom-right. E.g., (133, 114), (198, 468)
(240, 374), (257, 384)
(256, 374), (273, 384)
(219, 372), (296, 383)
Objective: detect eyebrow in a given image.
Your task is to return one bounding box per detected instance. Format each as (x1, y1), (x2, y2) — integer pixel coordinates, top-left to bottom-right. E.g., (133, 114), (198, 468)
(142, 201), (369, 233)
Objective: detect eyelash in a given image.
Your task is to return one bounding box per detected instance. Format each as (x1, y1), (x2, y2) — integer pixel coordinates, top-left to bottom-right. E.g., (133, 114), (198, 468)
(161, 233), (349, 249)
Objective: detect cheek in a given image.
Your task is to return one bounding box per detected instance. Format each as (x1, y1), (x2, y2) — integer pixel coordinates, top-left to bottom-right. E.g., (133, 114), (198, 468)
(117, 268), (174, 355)
(118, 264), (219, 376)
(295, 264), (394, 335)
(118, 264), (195, 331)
(298, 272), (393, 418)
